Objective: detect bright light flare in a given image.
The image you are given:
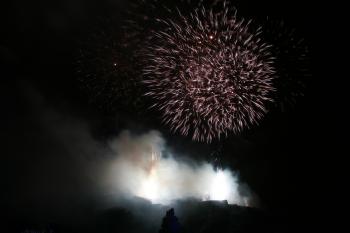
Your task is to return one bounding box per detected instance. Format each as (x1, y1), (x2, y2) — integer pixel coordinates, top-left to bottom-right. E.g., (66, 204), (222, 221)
(209, 170), (232, 201)
(140, 169), (158, 201)
(139, 149), (160, 201)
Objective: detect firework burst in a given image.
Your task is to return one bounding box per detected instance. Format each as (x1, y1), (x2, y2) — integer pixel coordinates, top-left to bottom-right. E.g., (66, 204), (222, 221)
(260, 19), (310, 111)
(142, 1), (276, 142)
(76, 22), (144, 114)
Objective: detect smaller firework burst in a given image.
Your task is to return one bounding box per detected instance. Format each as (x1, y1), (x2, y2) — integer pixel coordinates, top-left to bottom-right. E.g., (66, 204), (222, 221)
(76, 22), (143, 114)
(260, 19), (311, 111)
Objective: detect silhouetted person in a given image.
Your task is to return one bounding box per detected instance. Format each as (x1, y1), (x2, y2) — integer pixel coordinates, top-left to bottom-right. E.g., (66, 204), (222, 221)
(159, 208), (181, 233)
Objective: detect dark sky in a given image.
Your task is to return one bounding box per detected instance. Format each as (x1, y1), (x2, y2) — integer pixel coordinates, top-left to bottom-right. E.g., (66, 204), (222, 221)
(1, 0), (326, 231)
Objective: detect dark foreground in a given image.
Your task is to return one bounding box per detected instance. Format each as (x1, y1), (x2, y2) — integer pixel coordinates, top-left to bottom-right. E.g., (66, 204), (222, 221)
(6, 198), (291, 233)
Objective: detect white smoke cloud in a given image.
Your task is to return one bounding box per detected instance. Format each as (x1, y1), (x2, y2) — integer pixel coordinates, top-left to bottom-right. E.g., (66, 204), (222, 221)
(102, 130), (254, 206)
(6, 85), (258, 226)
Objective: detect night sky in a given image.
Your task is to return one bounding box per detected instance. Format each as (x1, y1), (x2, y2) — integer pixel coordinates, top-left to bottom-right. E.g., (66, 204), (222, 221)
(1, 0), (325, 232)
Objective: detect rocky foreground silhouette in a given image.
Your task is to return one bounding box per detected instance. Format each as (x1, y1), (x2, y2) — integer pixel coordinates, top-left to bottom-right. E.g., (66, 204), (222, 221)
(9, 198), (283, 233)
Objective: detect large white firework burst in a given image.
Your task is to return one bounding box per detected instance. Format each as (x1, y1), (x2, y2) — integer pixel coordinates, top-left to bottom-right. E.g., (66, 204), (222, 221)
(142, 1), (276, 142)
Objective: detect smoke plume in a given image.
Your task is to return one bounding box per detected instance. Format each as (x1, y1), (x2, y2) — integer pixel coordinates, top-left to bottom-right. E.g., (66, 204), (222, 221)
(102, 130), (254, 206)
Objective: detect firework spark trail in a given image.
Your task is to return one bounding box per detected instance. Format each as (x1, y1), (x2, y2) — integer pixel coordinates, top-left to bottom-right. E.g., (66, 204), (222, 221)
(142, 1), (276, 142)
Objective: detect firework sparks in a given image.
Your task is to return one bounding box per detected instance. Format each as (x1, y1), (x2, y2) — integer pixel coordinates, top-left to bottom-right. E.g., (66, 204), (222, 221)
(76, 22), (144, 114)
(142, 1), (275, 142)
(261, 19), (310, 111)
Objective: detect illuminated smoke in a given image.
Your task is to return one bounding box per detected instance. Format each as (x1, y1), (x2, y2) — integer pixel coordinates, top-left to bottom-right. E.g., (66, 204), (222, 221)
(104, 130), (254, 206)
